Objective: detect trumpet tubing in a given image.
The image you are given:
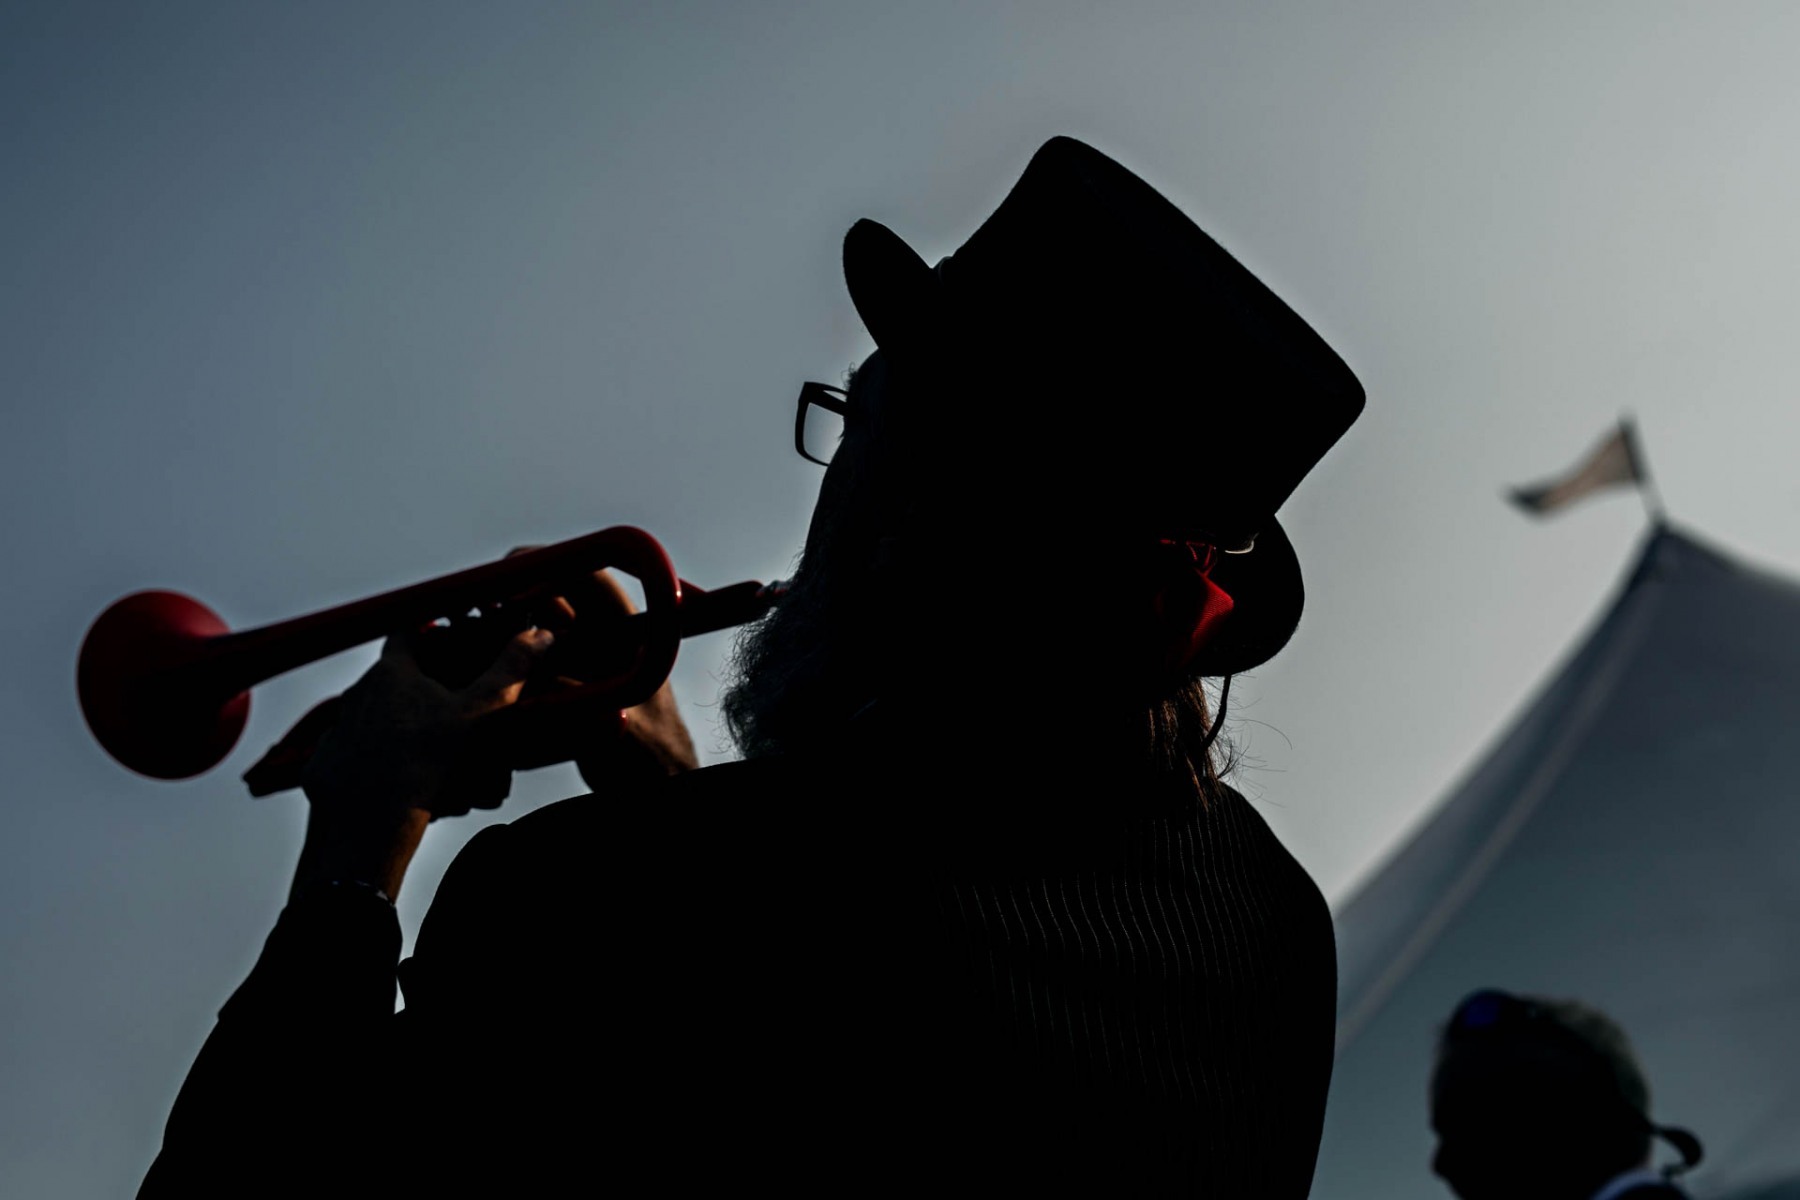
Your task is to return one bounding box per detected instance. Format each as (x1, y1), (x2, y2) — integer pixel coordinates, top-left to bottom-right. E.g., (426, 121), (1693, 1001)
(77, 526), (775, 783)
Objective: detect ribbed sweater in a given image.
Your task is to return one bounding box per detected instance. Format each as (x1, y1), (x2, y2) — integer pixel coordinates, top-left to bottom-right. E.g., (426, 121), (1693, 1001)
(142, 752), (1335, 1197)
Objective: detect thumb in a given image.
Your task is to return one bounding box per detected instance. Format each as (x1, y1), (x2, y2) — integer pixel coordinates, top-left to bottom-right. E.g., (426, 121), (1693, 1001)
(378, 624), (431, 673)
(464, 627), (555, 713)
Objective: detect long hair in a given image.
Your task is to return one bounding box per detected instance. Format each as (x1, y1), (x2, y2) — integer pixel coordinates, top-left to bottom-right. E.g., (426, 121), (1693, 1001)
(722, 354), (1233, 800)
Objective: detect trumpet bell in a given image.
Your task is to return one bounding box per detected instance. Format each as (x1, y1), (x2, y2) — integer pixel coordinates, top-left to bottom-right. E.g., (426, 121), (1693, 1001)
(78, 590), (250, 780)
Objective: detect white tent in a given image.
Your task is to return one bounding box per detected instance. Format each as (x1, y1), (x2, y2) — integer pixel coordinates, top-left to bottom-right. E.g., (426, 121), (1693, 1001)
(1312, 525), (1800, 1199)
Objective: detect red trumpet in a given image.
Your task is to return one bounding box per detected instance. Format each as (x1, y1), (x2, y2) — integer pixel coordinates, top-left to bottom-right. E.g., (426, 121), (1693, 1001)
(77, 527), (781, 787)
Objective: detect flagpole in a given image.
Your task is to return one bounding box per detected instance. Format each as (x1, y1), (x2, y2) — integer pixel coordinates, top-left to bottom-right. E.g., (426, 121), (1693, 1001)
(1621, 414), (1666, 528)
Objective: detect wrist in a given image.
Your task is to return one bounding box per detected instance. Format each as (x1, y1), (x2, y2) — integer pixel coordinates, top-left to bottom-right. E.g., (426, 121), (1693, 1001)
(293, 876), (395, 907)
(291, 805), (430, 904)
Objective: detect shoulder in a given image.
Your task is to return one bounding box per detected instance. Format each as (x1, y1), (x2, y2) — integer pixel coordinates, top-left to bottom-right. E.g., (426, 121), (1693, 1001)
(425, 756), (803, 910)
(1206, 784), (1331, 906)
(1194, 782), (1338, 990)
(403, 760), (795, 1006)
(508, 756), (797, 843)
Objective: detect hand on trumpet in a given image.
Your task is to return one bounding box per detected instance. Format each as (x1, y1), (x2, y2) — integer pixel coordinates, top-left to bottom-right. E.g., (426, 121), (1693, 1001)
(246, 556), (702, 804)
(287, 559), (700, 901)
(298, 556), (701, 820)
(494, 549), (699, 791)
(301, 624), (554, 818)
(291, 624), (555, 901)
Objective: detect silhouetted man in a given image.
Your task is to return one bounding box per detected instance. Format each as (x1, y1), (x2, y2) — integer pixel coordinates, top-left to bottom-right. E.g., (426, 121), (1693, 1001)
(142, 136), (1365, 1196)
(1431, 989), (1704, 1200)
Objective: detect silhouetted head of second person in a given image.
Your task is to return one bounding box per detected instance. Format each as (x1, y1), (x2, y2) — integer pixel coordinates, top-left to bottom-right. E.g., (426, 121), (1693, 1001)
(1430, 990), (1655, 1200)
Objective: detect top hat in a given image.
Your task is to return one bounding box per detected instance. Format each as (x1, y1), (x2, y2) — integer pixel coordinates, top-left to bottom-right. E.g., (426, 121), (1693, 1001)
(840, 136), (1364, 676)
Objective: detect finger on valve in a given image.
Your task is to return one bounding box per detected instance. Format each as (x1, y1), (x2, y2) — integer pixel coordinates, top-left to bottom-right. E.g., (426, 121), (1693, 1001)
(502, 545), (640, 684)
(432, 626), (557, 817)
(489, 549), (682, 790)
(465, 627), (556, 716)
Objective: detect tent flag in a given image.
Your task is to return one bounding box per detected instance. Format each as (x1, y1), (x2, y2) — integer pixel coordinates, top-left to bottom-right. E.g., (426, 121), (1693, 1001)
(1509, 418), (1653, 516)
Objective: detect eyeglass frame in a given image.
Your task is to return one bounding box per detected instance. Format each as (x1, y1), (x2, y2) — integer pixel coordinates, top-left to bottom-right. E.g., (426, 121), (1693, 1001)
(794, 381), (850, 466)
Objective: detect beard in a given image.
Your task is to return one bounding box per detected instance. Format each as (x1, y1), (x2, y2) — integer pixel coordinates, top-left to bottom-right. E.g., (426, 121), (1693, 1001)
(719, 530), (871, 761)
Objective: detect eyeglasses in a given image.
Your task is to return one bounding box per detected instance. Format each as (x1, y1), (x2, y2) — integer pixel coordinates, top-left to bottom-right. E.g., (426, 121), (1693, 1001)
(794, 381), (849, 466)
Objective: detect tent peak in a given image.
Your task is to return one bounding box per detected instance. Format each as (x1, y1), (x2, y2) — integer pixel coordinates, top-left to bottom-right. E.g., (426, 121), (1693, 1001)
(1627, 520), (1738, 591)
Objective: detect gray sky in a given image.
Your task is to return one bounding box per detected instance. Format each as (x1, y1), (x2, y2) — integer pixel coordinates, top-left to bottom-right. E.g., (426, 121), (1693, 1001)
(9, 2), (1800, 1193)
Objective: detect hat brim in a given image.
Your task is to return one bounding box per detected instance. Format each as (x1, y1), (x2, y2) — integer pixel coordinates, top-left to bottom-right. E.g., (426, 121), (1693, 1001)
(843, 218), (938, 358)
(1193, 517), (1303, 677)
